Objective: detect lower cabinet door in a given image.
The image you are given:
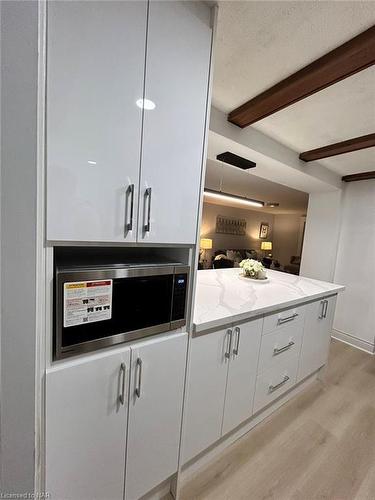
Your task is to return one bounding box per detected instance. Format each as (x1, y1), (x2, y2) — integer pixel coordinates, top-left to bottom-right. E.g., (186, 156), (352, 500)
(125, 333), (187, 500)
(182, 328), (230, 464)
(222, 318), (262, 435)
(46, 348), (130, 500)
(297, 295), (337, 382)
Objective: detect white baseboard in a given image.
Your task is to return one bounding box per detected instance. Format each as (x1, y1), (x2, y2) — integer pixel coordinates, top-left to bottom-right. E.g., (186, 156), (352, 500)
(332, 329), (375, 354)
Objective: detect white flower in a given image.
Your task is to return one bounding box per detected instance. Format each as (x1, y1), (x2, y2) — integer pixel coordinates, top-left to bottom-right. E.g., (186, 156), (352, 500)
(239, 259), (266, 278)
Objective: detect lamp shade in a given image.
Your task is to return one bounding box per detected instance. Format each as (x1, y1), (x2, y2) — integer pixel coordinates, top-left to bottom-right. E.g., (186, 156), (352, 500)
(261, 241), (272, 251)
(200, 238), (212, 250)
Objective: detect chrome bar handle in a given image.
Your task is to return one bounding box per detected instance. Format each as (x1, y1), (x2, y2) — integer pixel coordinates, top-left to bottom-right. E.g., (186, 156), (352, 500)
(268, 375), (290, 394)
(135, 358), (142, 398)
(323, 299), (328, 318)
(233, 326), (241, 356)
(277, 313), (298, 325)
(119, 362), (126, 405)
(273, 341), (295, 356)
(225, 329), (233, 359)
(144, 187), (152, 232)
(125, 184), (134, 232)
(318, 300), (325, 319)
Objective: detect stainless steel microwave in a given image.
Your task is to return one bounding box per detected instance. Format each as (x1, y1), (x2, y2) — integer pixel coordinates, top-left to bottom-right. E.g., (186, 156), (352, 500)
(54, 263), (189, 360)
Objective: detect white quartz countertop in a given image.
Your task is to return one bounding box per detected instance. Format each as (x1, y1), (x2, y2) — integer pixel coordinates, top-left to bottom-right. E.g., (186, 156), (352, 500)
(193, 268), (345, 333)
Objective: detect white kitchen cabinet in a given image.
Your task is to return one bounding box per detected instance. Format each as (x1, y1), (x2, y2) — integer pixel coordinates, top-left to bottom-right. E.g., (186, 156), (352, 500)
(46, 348), (130, 500)
(47, 1), (212, 245)
(257, 320), (304, 375)
(222, 318), (262, 435)
(183, 318), (262, 462)
(125, 333), (187, 500)
(182, 328), (229, 463)
(297, 295), (337, 382)
(138, 1), (212, 244)
(253, 354), (299, 414)
(47, 1), (147, 242)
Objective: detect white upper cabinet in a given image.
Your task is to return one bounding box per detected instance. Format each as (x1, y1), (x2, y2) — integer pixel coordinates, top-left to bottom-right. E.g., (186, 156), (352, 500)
(47, 1), (147, 241)
(46, 1), (212, 244)
(138, 1), (212, 244)
(46, 348), (130, 500)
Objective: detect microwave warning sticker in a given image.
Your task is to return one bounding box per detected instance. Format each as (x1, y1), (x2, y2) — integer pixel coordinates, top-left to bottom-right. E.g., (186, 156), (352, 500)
(63, 280), (113, 328)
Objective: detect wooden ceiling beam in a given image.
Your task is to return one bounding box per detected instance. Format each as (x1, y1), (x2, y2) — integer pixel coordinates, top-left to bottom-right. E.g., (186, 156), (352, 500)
(228, 25), (375, 128)
(342, 171), (375, 182)
(299, 133), (375, 162)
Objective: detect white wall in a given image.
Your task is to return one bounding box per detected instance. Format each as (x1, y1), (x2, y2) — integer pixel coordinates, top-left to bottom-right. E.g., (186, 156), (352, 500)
(272, 214), (304, 267)
(332, 181), (375, 352)
(200, 202), (274, 261)
(1, 1), (39, 492)
(300, 190), (342, 281)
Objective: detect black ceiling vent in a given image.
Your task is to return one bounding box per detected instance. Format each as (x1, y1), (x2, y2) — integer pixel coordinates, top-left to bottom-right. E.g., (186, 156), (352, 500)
(216, 151), (256, 170)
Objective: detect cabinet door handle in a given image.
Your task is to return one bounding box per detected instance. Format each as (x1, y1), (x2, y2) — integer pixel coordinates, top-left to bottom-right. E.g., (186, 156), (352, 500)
(225, 329), (233, 359)
(319, 300), (325, 319)
(323, 299), (328, 318)
(268, 375), (290, 394)
(273, 341), (295, 356)
(144, 187), (152, 232)
(125, 184), (134, 232)
(277, 313), (298, 325)
(135, 358), (142, 398)
(119, 362), (126, 405)
(233, 326), (241, 356)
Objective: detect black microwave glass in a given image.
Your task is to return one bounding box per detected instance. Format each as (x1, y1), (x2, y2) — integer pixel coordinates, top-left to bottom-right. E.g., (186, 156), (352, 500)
(54, 264), (189, 360)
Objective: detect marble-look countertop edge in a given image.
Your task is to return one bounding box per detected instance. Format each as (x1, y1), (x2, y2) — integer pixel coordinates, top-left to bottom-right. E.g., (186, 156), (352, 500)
(193, 286), (345, 334)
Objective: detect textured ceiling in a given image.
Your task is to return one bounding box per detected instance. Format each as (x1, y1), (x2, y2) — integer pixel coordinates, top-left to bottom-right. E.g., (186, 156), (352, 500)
(213, 1), (375, 176)
(205, 159), (309, 215)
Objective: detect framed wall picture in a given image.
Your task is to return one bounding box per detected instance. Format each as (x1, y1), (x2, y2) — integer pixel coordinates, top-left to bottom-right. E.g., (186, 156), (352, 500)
(259, 222), (269, 239)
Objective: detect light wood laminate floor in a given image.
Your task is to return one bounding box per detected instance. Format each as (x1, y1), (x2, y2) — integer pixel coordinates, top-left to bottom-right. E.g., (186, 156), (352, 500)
(180, 339), (375, 500)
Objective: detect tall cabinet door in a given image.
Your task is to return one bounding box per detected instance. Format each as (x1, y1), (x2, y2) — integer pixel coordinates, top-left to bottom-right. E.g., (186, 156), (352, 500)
(222, 318), (263, 435)
(46, 348), (130, 500)
(138, 1), (212, 244)
(125, 333), (187, 500)
(298, 295), (337, 382)
(182, 328), (230, 463)
(47, 1), (147, 242)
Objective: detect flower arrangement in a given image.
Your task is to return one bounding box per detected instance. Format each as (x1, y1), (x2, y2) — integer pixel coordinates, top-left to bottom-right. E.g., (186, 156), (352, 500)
(239, 259), (267, 280)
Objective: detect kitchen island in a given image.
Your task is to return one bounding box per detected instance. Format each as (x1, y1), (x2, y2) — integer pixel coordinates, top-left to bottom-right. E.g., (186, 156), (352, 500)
(193, 267), (345, 333)
(182, 268), (344, 467)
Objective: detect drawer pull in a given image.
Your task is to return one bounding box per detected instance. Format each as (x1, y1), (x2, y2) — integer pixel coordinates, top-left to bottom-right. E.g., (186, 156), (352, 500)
(273, 341), (295, 356)
(268, 375), (290, 393)
(277, 313), (298, 325)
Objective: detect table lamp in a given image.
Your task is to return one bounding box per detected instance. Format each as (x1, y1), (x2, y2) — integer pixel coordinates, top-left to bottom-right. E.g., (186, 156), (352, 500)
(200, 238), (212, 267)
(261, 241), (272, 258)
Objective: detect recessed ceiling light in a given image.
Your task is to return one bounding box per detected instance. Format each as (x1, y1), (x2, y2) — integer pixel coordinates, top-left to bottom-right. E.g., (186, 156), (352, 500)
(204, 189), (264, 208)
(136, 98), (156, 110)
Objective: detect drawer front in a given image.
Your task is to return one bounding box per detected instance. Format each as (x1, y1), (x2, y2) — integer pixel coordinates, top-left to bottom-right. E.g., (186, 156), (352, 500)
(258, 321), (303, 375)
(253, 355), (299, 414)
(263, 304), (305, 336)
